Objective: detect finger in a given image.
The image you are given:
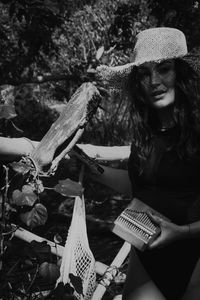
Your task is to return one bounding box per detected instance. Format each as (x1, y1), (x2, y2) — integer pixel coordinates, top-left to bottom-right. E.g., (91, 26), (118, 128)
(148, 235), (163, 249)
(149, 240), (161, 250)
(148, 211), (163, 225)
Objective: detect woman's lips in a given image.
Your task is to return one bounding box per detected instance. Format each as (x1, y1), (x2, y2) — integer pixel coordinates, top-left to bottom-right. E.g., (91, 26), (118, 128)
(151, 91), (166, 100)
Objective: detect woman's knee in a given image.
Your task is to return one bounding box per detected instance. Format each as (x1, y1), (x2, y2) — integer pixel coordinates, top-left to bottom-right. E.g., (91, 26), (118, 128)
(122, 281), (166, 300)
(122, 248), (166, 300)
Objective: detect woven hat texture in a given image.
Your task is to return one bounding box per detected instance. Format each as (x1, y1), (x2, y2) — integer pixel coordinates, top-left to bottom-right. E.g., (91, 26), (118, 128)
(96, 27), (195, 90)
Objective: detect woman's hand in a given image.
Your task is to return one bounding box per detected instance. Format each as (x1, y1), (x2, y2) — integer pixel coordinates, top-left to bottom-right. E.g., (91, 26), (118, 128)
(147, 212), (189, 250)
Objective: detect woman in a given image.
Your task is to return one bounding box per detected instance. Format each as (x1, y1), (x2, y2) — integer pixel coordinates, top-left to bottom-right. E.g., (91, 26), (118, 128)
(91, 27), (200, 299)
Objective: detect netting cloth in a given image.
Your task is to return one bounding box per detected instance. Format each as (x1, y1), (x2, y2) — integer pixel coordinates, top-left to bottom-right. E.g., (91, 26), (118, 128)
(57, 195), (96, 299)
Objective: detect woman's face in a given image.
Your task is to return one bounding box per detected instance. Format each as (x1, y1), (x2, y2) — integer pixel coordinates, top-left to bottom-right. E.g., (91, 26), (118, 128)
(137, 60), (176, 109)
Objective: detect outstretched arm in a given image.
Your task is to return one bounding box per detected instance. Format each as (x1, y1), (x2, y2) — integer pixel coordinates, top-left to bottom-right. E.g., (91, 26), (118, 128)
(77, 144), (131, 161)
(75, 144), (132, 196)
(0, 137), (39, 161)
(91, 165), (132, 196)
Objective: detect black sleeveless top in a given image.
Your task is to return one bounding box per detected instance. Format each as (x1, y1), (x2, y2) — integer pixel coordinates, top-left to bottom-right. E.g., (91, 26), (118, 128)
(128, 128), (200, 224)
(128, 127), (200, 299)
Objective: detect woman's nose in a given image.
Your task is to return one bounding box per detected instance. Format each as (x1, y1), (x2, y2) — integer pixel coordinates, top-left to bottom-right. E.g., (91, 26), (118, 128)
(150, 70), (160, 86)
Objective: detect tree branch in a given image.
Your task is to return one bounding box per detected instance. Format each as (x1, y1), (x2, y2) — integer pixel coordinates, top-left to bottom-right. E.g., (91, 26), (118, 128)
(0, 73), (80, 86)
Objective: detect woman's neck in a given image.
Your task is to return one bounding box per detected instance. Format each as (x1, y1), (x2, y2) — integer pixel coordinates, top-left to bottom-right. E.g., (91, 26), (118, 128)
(156, 105), (175, 129)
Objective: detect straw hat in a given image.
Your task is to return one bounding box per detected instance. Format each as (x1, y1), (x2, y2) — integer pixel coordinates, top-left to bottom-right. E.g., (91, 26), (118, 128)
(96, 27), (200, 90)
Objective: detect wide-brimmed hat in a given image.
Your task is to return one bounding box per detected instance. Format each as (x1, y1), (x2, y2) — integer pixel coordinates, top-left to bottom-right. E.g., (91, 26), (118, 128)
(96, 27), (200, 90)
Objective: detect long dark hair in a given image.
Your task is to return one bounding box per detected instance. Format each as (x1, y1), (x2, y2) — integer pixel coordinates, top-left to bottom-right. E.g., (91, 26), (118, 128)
(127, 59), (200, 171)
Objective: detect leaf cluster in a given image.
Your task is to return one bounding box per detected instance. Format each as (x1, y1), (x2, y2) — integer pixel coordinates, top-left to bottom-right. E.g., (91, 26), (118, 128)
(0, 0), (63, 84)
(0, 239), (60, 299)
(149, 0), (200, 49)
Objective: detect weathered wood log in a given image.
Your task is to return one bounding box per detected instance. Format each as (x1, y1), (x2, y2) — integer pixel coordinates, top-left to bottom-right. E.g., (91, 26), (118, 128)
(31, 82), (101, 173)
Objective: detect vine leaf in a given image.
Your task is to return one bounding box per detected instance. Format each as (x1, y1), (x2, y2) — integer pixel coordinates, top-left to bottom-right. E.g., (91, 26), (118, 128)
(22, 184), (35, 193)
(30, 241), (51, 257)
(0, 85), (17, 119)
(54, 178), (83, 197)
(0, 194), (16, 218)
(0, 104), (17, 119)
(38, 262), (60, 283)
(96, 46), (104, 60)
(11, 185), (37, 206)
(69, 273), (83, 296)
(20, 203), (48, 228)
(10, 161), (32, 175)
(35, 178), (44, 194)
(52, 282), (75, 299)
(23, 241), (51, 263)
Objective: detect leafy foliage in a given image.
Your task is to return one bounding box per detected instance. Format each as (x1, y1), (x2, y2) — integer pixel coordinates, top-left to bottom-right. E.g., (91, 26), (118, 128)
(49, 282), (76, 300)
(11, 185), (37, 207)
(10, 159), (33, 175)
(148, 0), (200, 49)
(54, 179), (83, 197)
(69, 273), (83, 296)
(0, 239), (59, 298)
(38, 261), (60, 283)
(0, 0), (63, 84)
(0, 85), (16, 120)
(20, 203), (48, 228)
(108, 0), (156, 51)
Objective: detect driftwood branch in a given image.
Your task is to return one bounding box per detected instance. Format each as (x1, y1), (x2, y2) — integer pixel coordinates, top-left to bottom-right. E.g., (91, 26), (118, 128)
(30, 82), (101, 173)
(50, 128), (85, 174)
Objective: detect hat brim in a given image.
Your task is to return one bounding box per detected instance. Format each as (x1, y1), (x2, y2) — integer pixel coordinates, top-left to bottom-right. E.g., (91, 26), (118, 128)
(180, 50), (200, 76)
(96, 50), (200, 91)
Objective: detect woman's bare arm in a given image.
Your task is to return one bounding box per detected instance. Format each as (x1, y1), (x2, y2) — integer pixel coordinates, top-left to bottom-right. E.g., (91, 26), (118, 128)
(0, 138), (132, 195)
(75, 144), (132, 195)
(77, 144), (131, 161)
(0, 137), (39, 161)
(90, 165), (132, 196)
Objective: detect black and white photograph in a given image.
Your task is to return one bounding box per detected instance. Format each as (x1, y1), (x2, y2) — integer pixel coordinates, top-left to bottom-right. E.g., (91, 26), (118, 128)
(1, 1), (200, 299)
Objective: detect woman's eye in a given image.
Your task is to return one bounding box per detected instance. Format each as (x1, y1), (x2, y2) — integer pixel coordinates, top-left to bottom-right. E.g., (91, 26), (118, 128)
(138, 70), (149, 79)
(158, 65), (172, 74)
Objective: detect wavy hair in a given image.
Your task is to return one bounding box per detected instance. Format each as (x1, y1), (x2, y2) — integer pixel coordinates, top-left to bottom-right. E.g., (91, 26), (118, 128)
(127, 59), (200, 171)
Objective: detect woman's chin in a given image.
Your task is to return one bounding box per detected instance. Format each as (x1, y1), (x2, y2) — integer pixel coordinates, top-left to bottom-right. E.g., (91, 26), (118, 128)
(151, 98), (174, 109)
